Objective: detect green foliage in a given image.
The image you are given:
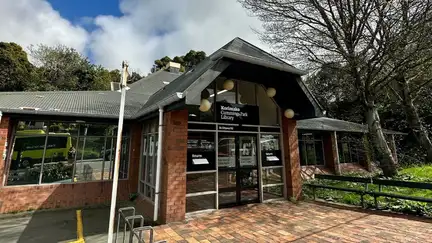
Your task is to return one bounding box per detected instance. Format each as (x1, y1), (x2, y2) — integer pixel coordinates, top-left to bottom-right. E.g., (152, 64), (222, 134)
(305, 166), (432, 217)
(151, 50), (206, 73)
(0, 42), (37, 91)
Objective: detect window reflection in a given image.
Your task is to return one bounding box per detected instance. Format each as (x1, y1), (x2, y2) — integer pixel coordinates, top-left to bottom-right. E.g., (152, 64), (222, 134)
(7, 121), (130, 186)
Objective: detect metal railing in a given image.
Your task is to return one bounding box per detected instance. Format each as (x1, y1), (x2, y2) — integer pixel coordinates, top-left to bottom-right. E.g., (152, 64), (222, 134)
(115, 207), (167, 243)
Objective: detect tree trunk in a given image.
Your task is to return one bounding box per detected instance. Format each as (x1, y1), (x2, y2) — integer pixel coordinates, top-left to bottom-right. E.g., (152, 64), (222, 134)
(397, 75), (432, 162)
(365, 103), (398, 176)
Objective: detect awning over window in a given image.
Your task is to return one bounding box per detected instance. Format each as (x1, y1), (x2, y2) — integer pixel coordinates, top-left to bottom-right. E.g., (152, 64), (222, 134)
(297, 117), (405, 135)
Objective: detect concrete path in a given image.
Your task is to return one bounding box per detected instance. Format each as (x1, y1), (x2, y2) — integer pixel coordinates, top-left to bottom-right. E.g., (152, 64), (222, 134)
(1, 201), (432, 242)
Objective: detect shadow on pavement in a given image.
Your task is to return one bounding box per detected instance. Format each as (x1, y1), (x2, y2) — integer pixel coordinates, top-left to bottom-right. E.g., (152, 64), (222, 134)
(0, 206), (116, 243)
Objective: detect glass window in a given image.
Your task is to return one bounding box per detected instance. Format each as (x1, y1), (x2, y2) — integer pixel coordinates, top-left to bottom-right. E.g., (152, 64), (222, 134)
(216, 78), (237, 104)
(139, 119), (159, 202)
(263, 185), (284, 200)
(261, 134), (282, 167)
(238, 81), (256, 105)
(298, 130), (325, 166)
(186, 194), (216, 213)
(187, 132), (216, 172)
(257, 84), (278, 125)
(262, 168), (283, 185)
(337, 133), (365, 164)
(186, 173), (216, 194)
(6, 121), (130, 186)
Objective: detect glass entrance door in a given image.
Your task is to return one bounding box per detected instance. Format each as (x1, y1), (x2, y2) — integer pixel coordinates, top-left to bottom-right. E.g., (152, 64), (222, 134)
(218, 134), (259, 208)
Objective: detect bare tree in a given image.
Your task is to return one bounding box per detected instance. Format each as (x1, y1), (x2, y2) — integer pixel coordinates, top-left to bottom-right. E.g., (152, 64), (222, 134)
(238, 0), (412, 176)
(383, 0), (432, 162)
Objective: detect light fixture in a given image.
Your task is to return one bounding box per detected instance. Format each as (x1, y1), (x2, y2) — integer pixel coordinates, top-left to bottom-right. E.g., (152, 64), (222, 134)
(284, 109), (295, 119)
(210, 89), (227, 97)
(266, 87), (276, 97)
(223, 79), (235, 91)
(199, 99), (212, 112)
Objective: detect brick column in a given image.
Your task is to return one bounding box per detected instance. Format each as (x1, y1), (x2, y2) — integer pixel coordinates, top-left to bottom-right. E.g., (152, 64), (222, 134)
(160, 109), (188, 223)
(323, 131), (341, 175)
(0, 116), (11, 186)
(282, 117), (302, 200)
(128, 123), (142, 192)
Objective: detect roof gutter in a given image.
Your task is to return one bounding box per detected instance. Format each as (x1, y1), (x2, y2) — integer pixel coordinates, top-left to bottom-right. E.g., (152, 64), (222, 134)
(210, 50), (307, 76)
(133, 92), (183, 119)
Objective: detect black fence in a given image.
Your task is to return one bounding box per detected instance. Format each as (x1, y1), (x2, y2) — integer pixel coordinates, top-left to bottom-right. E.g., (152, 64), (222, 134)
(304, 174), (432, 208)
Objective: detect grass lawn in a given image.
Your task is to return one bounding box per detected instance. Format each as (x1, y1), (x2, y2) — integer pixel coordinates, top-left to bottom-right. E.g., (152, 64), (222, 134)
(304, 165), (432, 216)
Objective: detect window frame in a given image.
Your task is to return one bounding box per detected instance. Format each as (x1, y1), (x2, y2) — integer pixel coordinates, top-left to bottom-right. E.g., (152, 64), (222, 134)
(4, 120), (131, 187)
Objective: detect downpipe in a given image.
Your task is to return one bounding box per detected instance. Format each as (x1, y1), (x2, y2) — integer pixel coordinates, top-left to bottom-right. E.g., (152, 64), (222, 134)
(153, 107), (164, 222)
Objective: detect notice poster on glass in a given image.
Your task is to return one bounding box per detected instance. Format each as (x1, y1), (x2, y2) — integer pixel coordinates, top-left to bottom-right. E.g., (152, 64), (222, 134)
(187, 132), (216, 171)
(261, 150), (282, 167)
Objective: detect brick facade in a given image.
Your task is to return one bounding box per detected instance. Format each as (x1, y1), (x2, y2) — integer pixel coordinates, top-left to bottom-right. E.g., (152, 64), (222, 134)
(282, 117), (302, 200)
(323, 131), (341, 175)
(0, 116), (138, 214)
(159, 109), (188, 223)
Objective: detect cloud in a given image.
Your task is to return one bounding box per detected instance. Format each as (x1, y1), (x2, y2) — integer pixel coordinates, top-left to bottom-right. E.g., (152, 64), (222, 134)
(0, 0), (88, 56)
(88, 0), (265, 74)
(0, 0), (264, 74)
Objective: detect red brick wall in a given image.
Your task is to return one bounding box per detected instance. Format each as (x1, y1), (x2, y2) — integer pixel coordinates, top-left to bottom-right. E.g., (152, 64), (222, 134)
(0, 181), (130, 213)
(128, 124), (142, 191)
(323, 132), (340, 175)
(282, 117), (302, 200)
(0, 116), (10, 186)
(0, 115), (136, 213)
(160, 109), (188, 223)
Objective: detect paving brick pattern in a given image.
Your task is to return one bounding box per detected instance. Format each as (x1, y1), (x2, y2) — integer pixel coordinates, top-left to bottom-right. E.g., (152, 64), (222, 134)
(152, 201), (432, 243)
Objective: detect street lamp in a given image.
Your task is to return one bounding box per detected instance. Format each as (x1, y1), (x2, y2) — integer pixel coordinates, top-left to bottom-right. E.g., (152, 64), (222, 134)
(107, 61), (129, 243)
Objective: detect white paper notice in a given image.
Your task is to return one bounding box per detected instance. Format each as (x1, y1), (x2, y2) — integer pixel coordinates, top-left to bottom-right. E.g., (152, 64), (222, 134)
(192, 158), (209, 165)
(266, 156), (279, 161)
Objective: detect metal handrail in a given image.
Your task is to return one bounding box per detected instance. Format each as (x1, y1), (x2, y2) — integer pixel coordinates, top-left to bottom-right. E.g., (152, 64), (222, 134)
(115, 206), (166, 243)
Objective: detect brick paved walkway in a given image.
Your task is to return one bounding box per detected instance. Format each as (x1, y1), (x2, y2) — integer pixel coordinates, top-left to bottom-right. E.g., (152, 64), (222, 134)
(152, 201), (432, 243)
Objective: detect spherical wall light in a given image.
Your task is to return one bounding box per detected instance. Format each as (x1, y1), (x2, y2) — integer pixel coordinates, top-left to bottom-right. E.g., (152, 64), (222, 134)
(223, 79), (235, 91)
(266, 87), (276, 97)
(284, 109), (295, 119)
(199, 99), (212, 112)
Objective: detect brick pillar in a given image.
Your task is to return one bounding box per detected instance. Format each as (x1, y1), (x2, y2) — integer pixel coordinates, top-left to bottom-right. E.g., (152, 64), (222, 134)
(323, 131), (341, 175)
(0, 116), (11, 186)
(128, 123), (142, 192)
(160, 109), (188, 223)
(282, 117), (302, 200)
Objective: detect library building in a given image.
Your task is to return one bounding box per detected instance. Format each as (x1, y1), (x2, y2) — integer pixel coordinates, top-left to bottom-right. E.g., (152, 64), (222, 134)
(0, 38), (402, 223)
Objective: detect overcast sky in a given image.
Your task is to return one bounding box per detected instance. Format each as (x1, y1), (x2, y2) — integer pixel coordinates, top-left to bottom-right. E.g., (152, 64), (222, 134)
(0, 0), (266, 74)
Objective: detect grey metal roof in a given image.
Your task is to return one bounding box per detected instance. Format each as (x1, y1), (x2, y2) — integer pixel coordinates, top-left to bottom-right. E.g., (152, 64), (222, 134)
(128, 69), (181, 95)
(0, 91), (147, 119)
(297, 117), (405, 135)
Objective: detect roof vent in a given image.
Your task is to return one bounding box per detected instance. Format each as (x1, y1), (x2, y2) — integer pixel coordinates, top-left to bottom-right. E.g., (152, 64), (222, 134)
(163, 81), (170, 85)
(36, 95), (44, 98)
(19, 107), (40, 111)
(166, 62), (181, 73)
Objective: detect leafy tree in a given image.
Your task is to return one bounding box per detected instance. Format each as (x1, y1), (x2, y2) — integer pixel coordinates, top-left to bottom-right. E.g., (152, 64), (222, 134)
(29, 44), (113, 91)
(0, 42), (38, 91)
(128, 71), (143, 84)
(151, 50), (206, 73)
(239, 0), (428, 176)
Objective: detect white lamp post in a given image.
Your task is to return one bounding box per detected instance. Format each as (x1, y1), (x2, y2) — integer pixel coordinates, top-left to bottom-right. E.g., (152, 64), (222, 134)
(107, 61), (129, 243)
